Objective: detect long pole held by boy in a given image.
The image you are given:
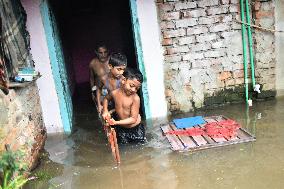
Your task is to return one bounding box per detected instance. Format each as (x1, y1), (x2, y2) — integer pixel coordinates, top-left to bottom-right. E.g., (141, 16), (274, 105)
(102, 68), (146, 144)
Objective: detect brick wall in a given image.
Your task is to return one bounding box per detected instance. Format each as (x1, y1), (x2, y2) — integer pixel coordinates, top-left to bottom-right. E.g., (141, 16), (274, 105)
(252, 0), (276, 97)
(0, 84), (46, 170)
(156, 0), (276, 113)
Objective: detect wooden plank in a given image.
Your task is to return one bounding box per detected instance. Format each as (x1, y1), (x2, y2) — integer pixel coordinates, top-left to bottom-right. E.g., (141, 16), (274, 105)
(203, 117), (217, 123)
(189, 129), (208, 146)
(169, 123), (197, 149)
(237, 128), (253, 140)
(194, 125), (215, 144)
(161, 125), (185, 151)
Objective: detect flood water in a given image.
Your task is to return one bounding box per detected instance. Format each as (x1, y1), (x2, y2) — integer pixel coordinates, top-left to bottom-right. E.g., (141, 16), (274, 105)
(25, 94), (284, 189)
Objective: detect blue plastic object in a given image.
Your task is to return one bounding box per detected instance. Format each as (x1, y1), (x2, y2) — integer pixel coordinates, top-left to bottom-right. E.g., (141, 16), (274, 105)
(173, 116), (206, 129)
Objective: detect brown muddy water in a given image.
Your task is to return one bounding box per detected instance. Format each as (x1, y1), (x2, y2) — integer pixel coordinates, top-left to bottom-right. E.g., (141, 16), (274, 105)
(25, 96), (284, 189)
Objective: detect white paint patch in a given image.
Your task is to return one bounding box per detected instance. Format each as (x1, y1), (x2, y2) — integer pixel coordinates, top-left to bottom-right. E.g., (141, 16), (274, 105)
(21, 0), (63, 133)
(136, 0), (168, 123)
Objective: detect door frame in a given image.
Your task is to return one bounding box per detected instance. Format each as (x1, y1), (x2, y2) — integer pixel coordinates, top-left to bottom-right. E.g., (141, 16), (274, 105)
(40, 0), (72, 133)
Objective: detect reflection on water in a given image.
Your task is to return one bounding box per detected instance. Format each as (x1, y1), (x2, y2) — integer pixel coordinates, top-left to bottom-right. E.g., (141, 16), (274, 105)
(25, 97), (284, 189)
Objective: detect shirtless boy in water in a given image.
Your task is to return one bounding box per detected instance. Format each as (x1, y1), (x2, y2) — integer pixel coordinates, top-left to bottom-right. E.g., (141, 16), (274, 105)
(102, 68), (145, 144)
(97, 53), (127, 112)
(89, 44), (110, 106)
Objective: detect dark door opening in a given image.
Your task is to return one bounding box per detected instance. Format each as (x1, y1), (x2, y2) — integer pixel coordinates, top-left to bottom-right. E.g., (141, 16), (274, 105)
(49, 0), (141, 129)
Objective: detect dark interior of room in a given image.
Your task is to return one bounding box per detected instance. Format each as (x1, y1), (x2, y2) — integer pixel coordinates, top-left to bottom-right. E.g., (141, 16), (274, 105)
(48, 0), (142, 127)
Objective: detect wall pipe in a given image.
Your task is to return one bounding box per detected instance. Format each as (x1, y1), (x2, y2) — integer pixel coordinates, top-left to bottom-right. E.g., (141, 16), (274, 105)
(245, 0), (256, 89)
(240, 0), (249, 105)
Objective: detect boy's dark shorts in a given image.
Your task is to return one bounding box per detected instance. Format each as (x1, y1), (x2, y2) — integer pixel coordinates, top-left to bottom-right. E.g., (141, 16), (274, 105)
(114, 123), (146, 144)
(112, 113), (146, 144)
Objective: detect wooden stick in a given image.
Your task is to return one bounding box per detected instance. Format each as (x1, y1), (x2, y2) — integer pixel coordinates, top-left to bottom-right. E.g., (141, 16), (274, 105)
(236, 19), (283, 33)
(107, 128), (116, 158)
(102, 111), (121, 164)
(112, 128), (121, 164)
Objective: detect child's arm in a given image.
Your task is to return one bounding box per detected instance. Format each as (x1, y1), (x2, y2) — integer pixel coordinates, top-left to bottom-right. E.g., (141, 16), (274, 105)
(96, 80), (103, 113)
(102, 93), (113, 120)
(111, 96), (140, 128)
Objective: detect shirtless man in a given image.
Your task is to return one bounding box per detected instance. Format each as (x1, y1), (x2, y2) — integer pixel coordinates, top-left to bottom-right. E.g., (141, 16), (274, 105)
(89, 44), (109, 105)
(102, 68), (145, 144)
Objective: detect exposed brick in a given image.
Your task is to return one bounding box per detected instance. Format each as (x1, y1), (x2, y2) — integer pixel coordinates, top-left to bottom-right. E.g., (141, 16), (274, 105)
(165, 0), (179, 2)
(165, 89), (174, 97)
(221, 0), (230, 5)
(187, 26), (209, 35)
(209, 23), (230, 32)
(232, 63), (244, 71)
(261, 2), (274, 11)
(163, 29), (186, 38)
(162, 38), (173, 46)
(204, 50), (226, 58)
(219, 71), (232, 80)
(178, 36), (196, 45)
(218, 15), (233, 23)
(183, 52), (204, 60)
(158, 3), (174, 12)
(192, 59), (211, 68)
(182, 9), (206, 18)
(161, 12), (180, 21)
(211, 40), (225, 49)
(197, 0), (219, 8)
(160, 21), (175, 29)
(207, 6), (229, 15)
(231, 22), (242, 30)
(192, 43), (212, 52)
(196, 33), (218, 43)
(225, 79), (235, 86)
(175, 18), (198, 28)
(175, 2), (197, 10)
(255, 11), (274, 19)
(221, 31), (239, 39)
(235, 78), (244, 85)
(167, 46), (190, 54)
(164, 54), (182, 63)
(229, 5), (239, 13)
(232, 70), (244, 78)
(230, 0), (239, 4)
(254, 2), (261, 11)
(198, 17), (216, 25)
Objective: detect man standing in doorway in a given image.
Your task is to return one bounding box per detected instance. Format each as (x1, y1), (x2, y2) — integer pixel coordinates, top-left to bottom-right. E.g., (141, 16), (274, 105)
(89, 44), (110, 111)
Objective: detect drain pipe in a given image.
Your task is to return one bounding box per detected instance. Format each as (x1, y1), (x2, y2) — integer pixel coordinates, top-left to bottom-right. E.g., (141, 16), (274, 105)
(240, 0), (249, 105)
(245, 0), (261, 93)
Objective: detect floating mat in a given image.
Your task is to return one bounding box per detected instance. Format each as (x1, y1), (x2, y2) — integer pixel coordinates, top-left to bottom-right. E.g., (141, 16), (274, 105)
(173, 116), (205, 129)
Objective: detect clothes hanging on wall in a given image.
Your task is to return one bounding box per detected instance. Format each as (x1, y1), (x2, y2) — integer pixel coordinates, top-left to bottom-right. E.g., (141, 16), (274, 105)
(0, 0), (34, 78)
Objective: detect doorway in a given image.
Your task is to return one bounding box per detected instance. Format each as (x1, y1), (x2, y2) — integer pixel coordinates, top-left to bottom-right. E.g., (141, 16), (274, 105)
(46, 0), (143, 130)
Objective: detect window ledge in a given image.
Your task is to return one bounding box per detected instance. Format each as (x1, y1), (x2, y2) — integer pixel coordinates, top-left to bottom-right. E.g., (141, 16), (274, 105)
(8, 75), (41, 89)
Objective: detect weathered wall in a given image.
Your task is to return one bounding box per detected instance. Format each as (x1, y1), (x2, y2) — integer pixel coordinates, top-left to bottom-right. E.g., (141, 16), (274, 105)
(21, 0), (64, 133)
(0, 85), (46, 169)
(156, 0), (276, 113)
(252, 0), (276, 98)
(275, 0), (284, 96)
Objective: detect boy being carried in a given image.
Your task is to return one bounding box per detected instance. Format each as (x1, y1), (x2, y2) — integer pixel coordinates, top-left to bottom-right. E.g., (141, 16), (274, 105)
(102, 68), (145, 144)
(97, 52), (127, 113)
